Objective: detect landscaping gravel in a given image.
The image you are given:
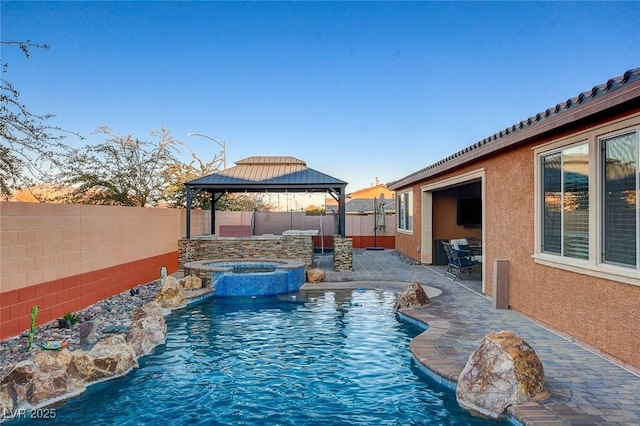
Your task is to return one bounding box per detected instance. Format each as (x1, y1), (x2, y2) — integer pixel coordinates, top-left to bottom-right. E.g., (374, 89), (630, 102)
(0, 279), (162, 378)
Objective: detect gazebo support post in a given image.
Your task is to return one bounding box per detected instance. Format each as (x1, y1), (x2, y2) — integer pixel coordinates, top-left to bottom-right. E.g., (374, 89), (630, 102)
(186, 186), (192, 239)
(339, 189), (346, 238)
(210, 193), (225, 235)
(210, 190), (215, 235)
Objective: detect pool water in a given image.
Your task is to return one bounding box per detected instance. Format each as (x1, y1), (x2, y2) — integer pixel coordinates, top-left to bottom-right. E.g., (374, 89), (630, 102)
(27, 290), (503, 425)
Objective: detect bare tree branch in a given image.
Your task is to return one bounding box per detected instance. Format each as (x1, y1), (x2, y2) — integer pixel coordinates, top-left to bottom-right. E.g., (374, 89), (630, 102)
(0, 40), (82, 199)
(56, 126), (183, 207)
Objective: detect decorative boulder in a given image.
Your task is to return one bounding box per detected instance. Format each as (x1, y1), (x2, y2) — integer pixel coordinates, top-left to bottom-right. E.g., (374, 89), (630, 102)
(0, 360), (36, 406)
(126, 302), (168, 357)
(180, 275), (203, 290)
(456, 330), (546, 420)
(0, 349), (84, 407)
(155, 276), (186, 309)
(393, 282), (429, 312)
(30, 349), (83, 405)
(72, 335), (138, 383)
(0, 383), (17, 418)
(306, 268), (325, 283)
(136, 300), (168, 318)
(79, 320), (99, 351)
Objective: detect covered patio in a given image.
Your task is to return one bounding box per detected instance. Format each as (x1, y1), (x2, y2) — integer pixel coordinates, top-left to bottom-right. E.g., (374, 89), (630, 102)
(184, 156), (348, 239)
(180, 156), (353, 271)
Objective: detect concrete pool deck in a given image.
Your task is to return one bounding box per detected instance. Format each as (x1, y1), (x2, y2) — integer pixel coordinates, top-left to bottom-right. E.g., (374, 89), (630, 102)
(303, 250), (640, 425)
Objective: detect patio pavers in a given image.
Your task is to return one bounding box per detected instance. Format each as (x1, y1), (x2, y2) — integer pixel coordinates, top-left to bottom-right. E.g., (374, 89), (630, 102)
(308, 250), (640, 425)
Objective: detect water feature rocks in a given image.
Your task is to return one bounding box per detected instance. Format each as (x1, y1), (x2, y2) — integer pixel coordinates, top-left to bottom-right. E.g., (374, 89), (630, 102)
(0, 383), (16, 417)
(393, 282), (430, 312)
(180, 275), (203, 290)
(2, 335), (139, 408)
(30, 349), (83, 405)
(73, 335), (138, 383)
(0, 349), (83, 407)
(126, 302), (167, 357)
(1, 360), (37, 409)
(306, 268), (325, 283)
(0, 279), (168, 415)
(155, 276), (186, 309)
(456, 330), (546, 420)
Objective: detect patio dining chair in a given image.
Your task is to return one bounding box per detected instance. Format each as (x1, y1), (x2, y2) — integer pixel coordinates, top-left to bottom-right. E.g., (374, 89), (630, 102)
(442, 241), (479, 282)
(451, 238), (482, 262)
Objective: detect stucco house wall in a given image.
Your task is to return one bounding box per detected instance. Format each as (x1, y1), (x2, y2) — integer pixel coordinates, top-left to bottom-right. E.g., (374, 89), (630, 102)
(391, 71), (640, 371)
(394, 186), (421, 258)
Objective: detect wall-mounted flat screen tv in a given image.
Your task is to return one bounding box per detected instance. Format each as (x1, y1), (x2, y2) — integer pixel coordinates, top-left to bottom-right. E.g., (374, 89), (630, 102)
(457, 196), (482, 227)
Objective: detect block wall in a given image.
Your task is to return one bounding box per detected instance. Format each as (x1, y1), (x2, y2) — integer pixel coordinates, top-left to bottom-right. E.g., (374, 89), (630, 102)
(0, 202), (208, 339)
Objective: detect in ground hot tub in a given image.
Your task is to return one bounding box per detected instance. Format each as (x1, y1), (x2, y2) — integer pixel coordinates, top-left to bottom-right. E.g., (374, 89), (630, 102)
(183, 259), (305, 297)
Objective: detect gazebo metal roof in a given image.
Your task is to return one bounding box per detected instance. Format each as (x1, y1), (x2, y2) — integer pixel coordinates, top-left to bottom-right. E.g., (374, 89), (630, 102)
(184, 156), (348, 238)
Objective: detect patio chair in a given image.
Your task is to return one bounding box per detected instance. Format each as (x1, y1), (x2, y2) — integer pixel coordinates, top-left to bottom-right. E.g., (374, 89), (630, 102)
(442, 241), (479, 281)
(451, 238), (482, 262)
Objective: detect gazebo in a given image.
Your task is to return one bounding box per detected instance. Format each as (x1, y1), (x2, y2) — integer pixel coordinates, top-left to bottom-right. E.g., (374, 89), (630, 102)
(184, 156), (348, 239)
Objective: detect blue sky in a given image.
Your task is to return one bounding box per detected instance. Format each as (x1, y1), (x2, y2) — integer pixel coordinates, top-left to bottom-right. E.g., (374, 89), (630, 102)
(2, 1), (639, 199)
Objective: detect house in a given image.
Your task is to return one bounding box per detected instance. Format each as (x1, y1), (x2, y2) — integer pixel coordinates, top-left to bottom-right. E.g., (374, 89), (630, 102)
(388, 69), (640, 371)
(325, 178), (396, 248)
(325, 177), (395, 210)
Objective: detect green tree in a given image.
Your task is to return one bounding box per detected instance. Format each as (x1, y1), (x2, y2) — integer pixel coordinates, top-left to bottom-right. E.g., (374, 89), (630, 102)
(216, 193), (274, 211)
(305, 204), (325, 215)
(0, 40), (81, 199)
(57, 127), (180, 207)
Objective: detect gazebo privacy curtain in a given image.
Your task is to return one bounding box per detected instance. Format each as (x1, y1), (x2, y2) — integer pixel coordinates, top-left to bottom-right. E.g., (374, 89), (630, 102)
(184, 156), (348, 238)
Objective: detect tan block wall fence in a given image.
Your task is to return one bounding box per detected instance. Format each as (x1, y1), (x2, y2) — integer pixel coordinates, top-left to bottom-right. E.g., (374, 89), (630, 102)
(0, 202), (209, 339)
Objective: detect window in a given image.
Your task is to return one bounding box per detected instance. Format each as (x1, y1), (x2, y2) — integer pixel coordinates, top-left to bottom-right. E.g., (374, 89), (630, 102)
(541, 144), (589, 259)
(602, 131), (638, 267)
(535, 114), (640, 285)
(398, 190), (413, 231)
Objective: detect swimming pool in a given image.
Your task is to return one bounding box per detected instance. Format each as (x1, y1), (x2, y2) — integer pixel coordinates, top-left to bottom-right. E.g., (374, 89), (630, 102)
(22, 289), (502, 425)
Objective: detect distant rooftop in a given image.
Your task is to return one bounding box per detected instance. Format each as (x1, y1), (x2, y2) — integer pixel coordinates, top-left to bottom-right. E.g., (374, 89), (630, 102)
(327, 197), (395, 214)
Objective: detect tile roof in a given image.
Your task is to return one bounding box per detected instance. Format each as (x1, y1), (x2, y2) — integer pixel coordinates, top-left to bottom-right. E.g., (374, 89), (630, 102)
(327, 198), (396, 214)
(389, 68), (640, 190)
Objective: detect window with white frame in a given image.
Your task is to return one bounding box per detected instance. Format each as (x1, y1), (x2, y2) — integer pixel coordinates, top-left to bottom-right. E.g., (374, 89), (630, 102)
(397, 190), (413, 231)
(540, 143), (589, 260)
(535, 115), (640, 283)
(602, 131), (638, 267)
